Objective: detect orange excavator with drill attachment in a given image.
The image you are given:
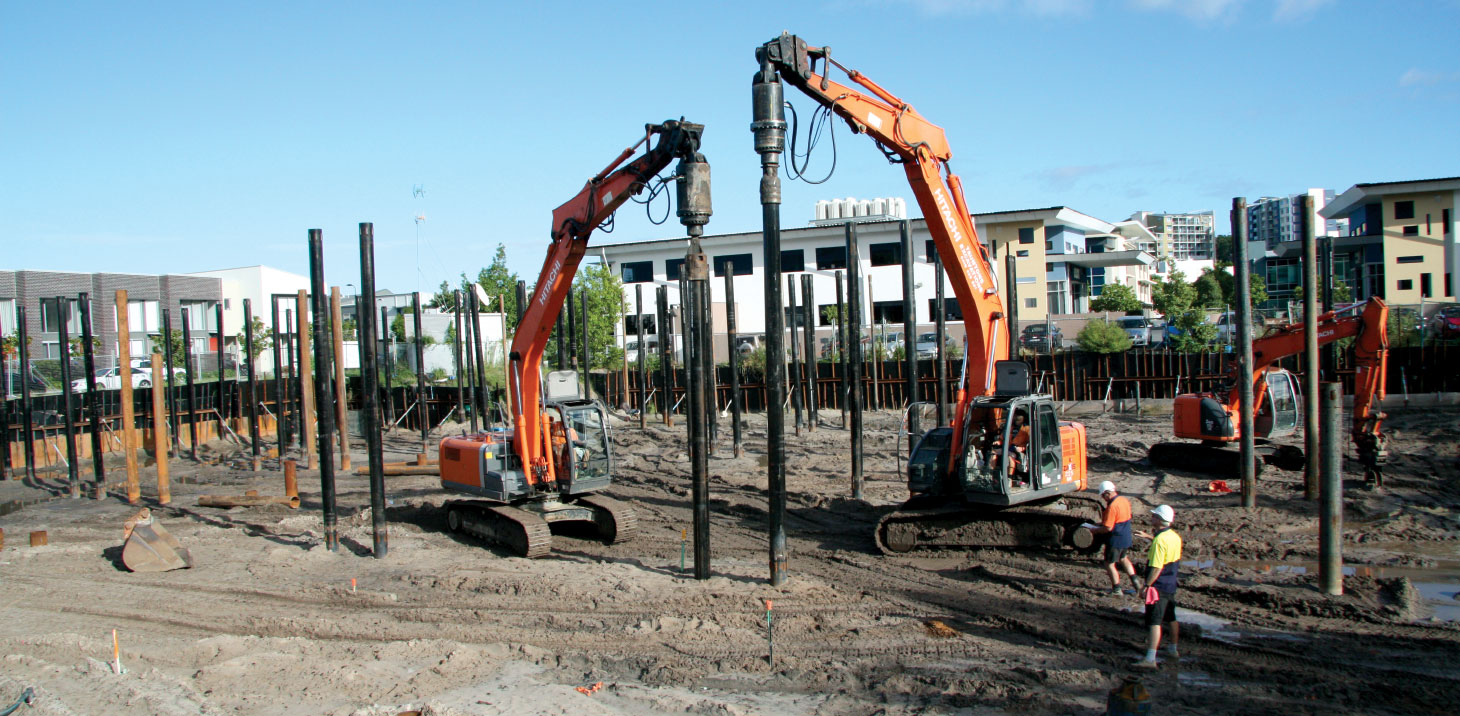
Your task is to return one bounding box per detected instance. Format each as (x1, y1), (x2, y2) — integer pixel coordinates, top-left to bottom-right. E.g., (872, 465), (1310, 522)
(1149, 298), (1389, 485)
(438, 119), (711, 557)
(754, 33), (1100, 554)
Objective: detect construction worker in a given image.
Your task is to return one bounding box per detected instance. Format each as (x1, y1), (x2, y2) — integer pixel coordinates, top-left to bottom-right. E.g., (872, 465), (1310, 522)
(1133, 504), (1181, 669)
(1087, 480), (1136, 595)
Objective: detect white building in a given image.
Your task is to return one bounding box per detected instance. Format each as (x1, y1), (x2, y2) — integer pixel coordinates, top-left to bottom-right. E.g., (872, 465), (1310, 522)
(185, 265), (312, 374)
(1129, 210), (1217, 268)
(595, 201), (1153, 359)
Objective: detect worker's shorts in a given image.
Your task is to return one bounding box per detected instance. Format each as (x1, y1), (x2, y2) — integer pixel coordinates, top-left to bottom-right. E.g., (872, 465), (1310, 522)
(1144, 591), (1178, 628)
(1102, 543), (1128, 564)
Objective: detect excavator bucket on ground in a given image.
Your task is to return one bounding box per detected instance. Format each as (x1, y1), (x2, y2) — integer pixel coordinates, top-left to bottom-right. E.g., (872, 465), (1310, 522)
(121, 508), (193, 573)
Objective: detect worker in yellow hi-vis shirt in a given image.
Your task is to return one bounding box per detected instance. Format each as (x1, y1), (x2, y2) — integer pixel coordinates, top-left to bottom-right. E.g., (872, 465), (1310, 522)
(1133, 504), (1181, 669)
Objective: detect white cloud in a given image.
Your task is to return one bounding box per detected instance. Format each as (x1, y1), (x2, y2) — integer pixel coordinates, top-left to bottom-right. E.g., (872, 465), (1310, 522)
(1128, 0), (1245, 21)
(1035, 164), (1113, 189)
(1399, 68), (1460, 87)
(1272, 0), (1334, 21)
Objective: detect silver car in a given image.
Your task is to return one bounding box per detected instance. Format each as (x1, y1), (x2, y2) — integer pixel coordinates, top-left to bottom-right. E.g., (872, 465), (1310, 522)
(1116, 316), (1151, 346)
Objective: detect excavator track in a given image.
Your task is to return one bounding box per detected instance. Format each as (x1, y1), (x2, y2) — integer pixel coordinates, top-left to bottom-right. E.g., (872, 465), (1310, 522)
(444, 500), (553, 559)
(875, 493), (1103, 555)
(577, 494), (638, 545)
(1148, 442), (1305, 476)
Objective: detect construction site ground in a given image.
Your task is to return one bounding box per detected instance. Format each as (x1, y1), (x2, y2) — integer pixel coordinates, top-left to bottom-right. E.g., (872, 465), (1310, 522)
(0, 405), (1458, 715)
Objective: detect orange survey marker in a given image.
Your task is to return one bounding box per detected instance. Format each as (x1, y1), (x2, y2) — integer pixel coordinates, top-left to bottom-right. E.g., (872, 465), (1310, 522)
(575, 681), (603, 695)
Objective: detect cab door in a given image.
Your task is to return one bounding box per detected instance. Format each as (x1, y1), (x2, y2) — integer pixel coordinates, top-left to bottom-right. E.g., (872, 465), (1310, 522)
(1034, 402), (1064, 489)
(1266, 370), (1301, 438)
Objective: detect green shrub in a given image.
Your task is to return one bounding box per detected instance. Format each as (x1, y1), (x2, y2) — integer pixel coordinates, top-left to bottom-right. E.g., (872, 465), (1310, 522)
(1077, 319), (1133, 354)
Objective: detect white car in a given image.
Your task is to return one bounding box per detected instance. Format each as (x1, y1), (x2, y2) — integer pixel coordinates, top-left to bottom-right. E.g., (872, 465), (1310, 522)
(72, 367), (154, 392)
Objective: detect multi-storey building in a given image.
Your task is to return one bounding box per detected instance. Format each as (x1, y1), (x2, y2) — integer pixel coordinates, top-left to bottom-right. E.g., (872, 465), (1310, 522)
(0, 270), (222, 363)
(1129, 210), (1217, 276)
(595, 200), (1153, 359)
(1317, 176), (1460, 304)
(1246, 189), (1341, 249)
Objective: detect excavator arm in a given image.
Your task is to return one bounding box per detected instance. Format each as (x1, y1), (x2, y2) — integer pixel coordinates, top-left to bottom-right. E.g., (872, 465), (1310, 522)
(509, 119), (710, 489)
(756, 32), (1007, 461)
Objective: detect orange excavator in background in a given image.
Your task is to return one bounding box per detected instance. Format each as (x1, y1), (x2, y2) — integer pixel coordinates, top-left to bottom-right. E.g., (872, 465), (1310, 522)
(1149, 298), (1389, 485)
(438, 119), (711, 557)
(754, 33), (1099, 554)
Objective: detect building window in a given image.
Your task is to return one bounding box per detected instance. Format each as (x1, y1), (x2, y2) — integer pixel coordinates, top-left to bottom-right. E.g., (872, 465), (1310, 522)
(40, 298), (81, 333)
(181, 302), (219, 331)
(1402, 225), (1419, 236)
(872, 301), (904, 323)
(925, 240), (936, 262)
(1365, 263), (1385, 300)
(816, 246), (847, 270)
(1045, 240), (1053, 251)
(1018, 228), (1035, 244)
(127, 300), (160, 333)
(621, 261), (654, 283)
(1045, 263), (1053, 273)
(1016, 250), (1029, 258)
(1421, 273), (1433, 298)
(1394, 200), (1415, 220)
(927, 298), (963, 321)
(1445, 209), (1452, 234)
(1396, 255), (1424, 264)
(1024, 297), (1037, 309)
(665, 258), (684, 281)
(869, 242), (902, 267)
(817, 304), (838, 326)
(625, 314), (656, 334)
(780, 249), (805, 273)
(1397, 279), (1413, 291)
(712, 254), (753, 277)
(1447, 273), (1453, 298)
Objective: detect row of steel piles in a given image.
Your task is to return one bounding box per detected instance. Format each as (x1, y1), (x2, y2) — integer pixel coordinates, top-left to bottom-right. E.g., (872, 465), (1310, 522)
(1232, 195), (1343, 595)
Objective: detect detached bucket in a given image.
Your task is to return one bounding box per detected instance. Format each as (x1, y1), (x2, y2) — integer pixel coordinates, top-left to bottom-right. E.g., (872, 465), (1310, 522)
(121, 509), (193, 573)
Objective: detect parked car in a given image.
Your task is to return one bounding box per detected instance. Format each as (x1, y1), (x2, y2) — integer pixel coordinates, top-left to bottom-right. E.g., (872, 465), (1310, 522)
(73, 367), (152, 392)
(1213, 312), (1237, 344)
(4, 369), (49, 397)
(1430, 304), (1460, 341)
(624, 337), (658, 363)
(132, 358), (187, 381)
(914, 332), (944, 358)
(1019, 324), (1062, 353)
(1116, 316), (1152, 346)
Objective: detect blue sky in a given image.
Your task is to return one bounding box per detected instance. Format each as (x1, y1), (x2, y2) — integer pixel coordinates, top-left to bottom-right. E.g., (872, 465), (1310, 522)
(4, 1), (1457, 294)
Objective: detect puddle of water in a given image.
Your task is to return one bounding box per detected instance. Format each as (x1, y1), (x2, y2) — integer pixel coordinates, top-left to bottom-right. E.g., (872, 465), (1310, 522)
(1179, 558), (1460, 623)
(1173, 608), (1244, 645)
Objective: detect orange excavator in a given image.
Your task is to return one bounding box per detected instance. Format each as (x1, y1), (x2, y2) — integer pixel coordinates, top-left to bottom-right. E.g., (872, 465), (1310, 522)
(754, 33), (1098, 554)
(1149, 298), (1389, 485)
(438, 120), (711, 557)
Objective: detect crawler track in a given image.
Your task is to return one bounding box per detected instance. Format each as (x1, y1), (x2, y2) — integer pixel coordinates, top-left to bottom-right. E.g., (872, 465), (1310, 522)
(874, 493), (1103, 554)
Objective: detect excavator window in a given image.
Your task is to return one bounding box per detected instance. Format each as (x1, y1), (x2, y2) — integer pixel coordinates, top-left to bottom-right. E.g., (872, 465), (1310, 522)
(1036, 403), (1061, 488)
(1268, 372), (1300, 435)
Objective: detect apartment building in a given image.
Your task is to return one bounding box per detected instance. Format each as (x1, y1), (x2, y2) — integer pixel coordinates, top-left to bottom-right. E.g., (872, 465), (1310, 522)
(1246, 189), (1341, 249)
(1129, 210), (1217, 275)
(595, 200), (1153, 358)
(1317, 176), (1460, 303)
(0, 270), (222, 363)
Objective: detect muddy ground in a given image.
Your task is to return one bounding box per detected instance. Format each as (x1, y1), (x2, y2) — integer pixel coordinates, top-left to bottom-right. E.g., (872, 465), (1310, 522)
(0, 404), (1457, 715)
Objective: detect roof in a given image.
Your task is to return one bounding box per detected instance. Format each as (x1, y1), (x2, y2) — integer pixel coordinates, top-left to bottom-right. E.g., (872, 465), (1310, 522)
(1322, 176), (1460, 218)
(1056, 250), (1155, 268)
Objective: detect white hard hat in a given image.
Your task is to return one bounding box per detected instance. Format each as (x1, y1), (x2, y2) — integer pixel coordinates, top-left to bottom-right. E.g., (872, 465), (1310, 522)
(1098, 481), (1116, 494)
(1151, 504), (1175, 523)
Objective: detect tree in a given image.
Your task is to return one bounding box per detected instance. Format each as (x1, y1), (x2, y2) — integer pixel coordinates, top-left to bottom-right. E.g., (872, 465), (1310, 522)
(1332, 278), (1353, 303)
(573, 262), (627, 370)
(1077, 319), (1132, 353)
(341, 317), (357, 341)
(235, 318), (273, 362)
(67, 336), (101, 357)
(1152, 271), (1217, 351)
(475, 244), (522, 326)
(1193, 271), (1223, 308)
(1089, 284), (1141, 313)
(1214, 234), (1234, 264)
(1150, 271), (1195, 318)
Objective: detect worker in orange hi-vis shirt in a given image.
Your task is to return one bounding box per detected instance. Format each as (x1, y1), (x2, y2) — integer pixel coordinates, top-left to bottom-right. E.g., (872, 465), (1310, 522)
(1086, 480), (1136, 596)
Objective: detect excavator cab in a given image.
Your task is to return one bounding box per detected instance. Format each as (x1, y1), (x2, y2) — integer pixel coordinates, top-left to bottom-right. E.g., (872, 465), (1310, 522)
(551, 400), (613, 494)
(954, 396), (1080, 505)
